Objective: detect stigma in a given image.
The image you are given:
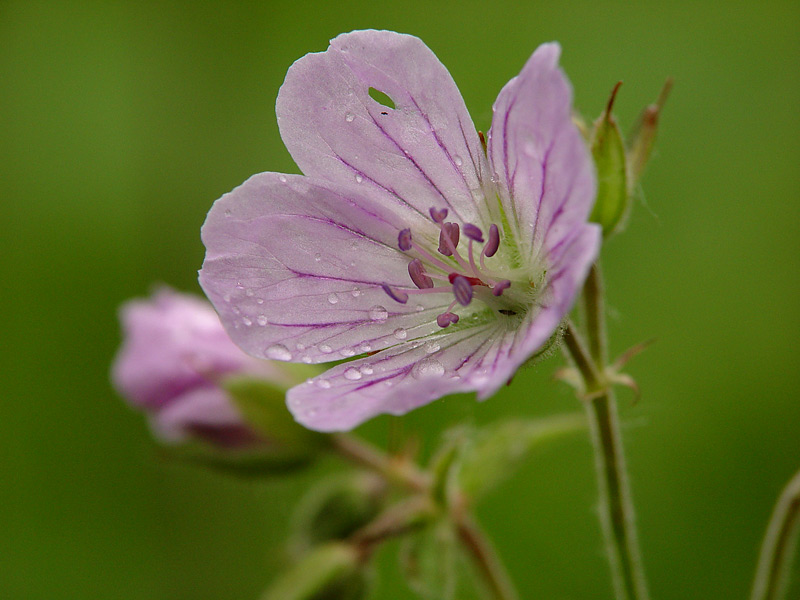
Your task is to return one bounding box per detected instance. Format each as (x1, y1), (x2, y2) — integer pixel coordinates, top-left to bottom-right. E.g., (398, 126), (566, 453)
(381, 208), (512, 328)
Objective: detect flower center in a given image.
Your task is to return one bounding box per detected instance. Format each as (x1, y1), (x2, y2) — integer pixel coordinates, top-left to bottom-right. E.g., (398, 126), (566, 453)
(381, 207), (523, 328)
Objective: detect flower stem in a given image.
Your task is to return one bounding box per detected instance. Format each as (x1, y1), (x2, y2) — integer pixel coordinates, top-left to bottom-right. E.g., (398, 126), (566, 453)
(751, 467), (800, 600)
(330, 433), (429, 493)
(454, 512), (519, 600)
(564, 261), (650, 600)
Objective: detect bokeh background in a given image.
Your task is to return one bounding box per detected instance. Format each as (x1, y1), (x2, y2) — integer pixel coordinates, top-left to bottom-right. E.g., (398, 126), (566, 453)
(2, 1), (798, 598)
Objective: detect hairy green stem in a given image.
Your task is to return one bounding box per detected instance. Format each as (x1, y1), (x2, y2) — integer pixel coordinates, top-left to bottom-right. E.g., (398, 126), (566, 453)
(564, 262), (650, 600)
(751, 467), (800, 600)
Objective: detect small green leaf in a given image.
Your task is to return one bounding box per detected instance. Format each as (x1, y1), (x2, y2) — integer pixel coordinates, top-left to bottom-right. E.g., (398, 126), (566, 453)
(400, 519), (484, 600)
(457, 414), (587, 502)
(589, 82), (629, 237)
(261, 542), (368, 600)
(223, 375), (329, 459)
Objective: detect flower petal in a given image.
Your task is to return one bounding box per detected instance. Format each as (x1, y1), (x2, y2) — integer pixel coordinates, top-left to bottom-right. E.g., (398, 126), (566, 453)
(487, 43), (596, 261)
(200, 172), (454, 363)
(277, 30), (490, 227)
(288, 322), (529, 431)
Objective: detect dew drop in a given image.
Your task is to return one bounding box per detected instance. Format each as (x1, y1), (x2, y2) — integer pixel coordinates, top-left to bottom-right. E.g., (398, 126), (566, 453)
(359, 364), (374, 375)
(355, 174), (363, 183)
(265, 344), (292, 361)
(454, 155), (463, 166)
(320, 344), (333, 354)
(232, 306), (241, 315)
(223, 293), (231, 302)
(340, 347), (356, 357)
(245, 289), (254, 297)
(368, 305), (388, 322)
(242, 317), (252, 326)
(393, 327), (408, 340)
(351, 287), (361, 297)
(317, 379), (331, 389)
(256, 315), (268, 326)
(278, 174), (288, 183)
(343, 367), (362, 381)
(359, 343), (372, 353)
(314, 252), (322, 262)
(425, 341), (440, 354)
(327, 293), (339, 305)
(256, 298), (264, 304)
(224, 209), (232, 218)
(412, 357), (445, 379)
(301, 356), (312, 363)
(415, 304), (424, 312)
(345, 112), (355, 122)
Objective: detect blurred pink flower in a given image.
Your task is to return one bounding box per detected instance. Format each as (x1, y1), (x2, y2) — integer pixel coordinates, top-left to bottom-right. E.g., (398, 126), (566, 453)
(200, 31), (599, 431)
(112, 287), (287, 447)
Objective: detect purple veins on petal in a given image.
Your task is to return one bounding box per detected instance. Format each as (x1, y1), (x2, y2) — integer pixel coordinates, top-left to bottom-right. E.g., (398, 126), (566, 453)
(463, 223), (484, 243)
(492, 280), (512, 296)
(429, 207), (448, 223)
(452, 275), (474, 306)
(398, 228), (412, 251)
(381, 283), (409, 304)
(438, 222), (460, 256)
(408, 258), (434, 289)
(484, 224), (500, 257)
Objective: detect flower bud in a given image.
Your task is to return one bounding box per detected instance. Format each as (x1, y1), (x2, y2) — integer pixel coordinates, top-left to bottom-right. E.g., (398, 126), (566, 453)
(111, 288), (324, 464)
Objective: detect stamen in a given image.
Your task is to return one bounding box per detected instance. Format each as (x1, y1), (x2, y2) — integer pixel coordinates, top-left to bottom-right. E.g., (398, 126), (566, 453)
(484, 224), (500, 257)
(438, 222), (460, 256)
(436, 312), (460, 328)
(429, 207), (448, 223)
(381, 282), (409, 304)
(492, 280), (511, 296)
(463, 223), (484, 243)
(408, 258), (433, 289)
(452, 275), (474, 306)
(398, 229), (412, 251)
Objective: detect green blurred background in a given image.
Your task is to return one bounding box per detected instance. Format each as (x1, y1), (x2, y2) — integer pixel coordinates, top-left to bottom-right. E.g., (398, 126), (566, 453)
(2, 0), (798, 598)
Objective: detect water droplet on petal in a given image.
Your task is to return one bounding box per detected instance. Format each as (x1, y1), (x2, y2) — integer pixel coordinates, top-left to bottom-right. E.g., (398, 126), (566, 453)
(256, 298), (264, 304)
(368, 305), (388, 321)
(224, 209), (232, 218)
(351, 288), (361, 297)
(454, 155), (463, 166)
(327, 293), (339, 305)
(412, 357), (445, 379)
(425, 341), (440, 354)
(317, 379), (331, 389)
(415, 304), (424, 312)
(359, 343), (372, 353)
(340, 347), (356, 357)
(242, 317), (252, 326)
(314, 252), (322, 262)
(393, 327), (407, 340)
(355, 174), (363, 183)
(359, 364), (374, 375)
(265, 344), (292, 361)
(343, 367), (362, 381)
(245, 289), (254, 297)
(256, 315), (268, 326)
(301, 356), (312, 363)
(319, 344), (333, 354)
(345, 112), (355, 122)
(278, 174), (288, 183)
(296, 343), (305, 351)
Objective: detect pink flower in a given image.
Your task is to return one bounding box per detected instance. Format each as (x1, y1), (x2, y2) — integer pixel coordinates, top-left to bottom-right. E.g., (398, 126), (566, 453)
(112, 288), (287, 447)
(200, 31), (599, 432)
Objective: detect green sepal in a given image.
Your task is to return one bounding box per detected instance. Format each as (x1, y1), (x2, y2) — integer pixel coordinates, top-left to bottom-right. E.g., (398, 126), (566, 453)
(289, 472), (387, 558)
(261, 542), (369, 600)
(223, 374), (329, 457)
(589, 82), (629, 237)
(399, 518), (484, 600)
(457, 414), (587, 503)
(155, 440), (322, 477)
(627, 78), (673, 191)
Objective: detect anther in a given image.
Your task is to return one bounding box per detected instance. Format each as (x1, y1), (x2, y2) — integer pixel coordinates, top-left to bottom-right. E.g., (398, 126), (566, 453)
(408, 259), (433, 289)
(492, 280), (511, 296)
(436, 312), (460, 328)
(398, 228), (412, 251)
(438, 222), (460, 256)
(429, 207), (448, 223)
(484, 224), (500, 257)
(463, 223), (484, 243)
(381, 282), (409, 304)
(452, 275), (474, 306)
